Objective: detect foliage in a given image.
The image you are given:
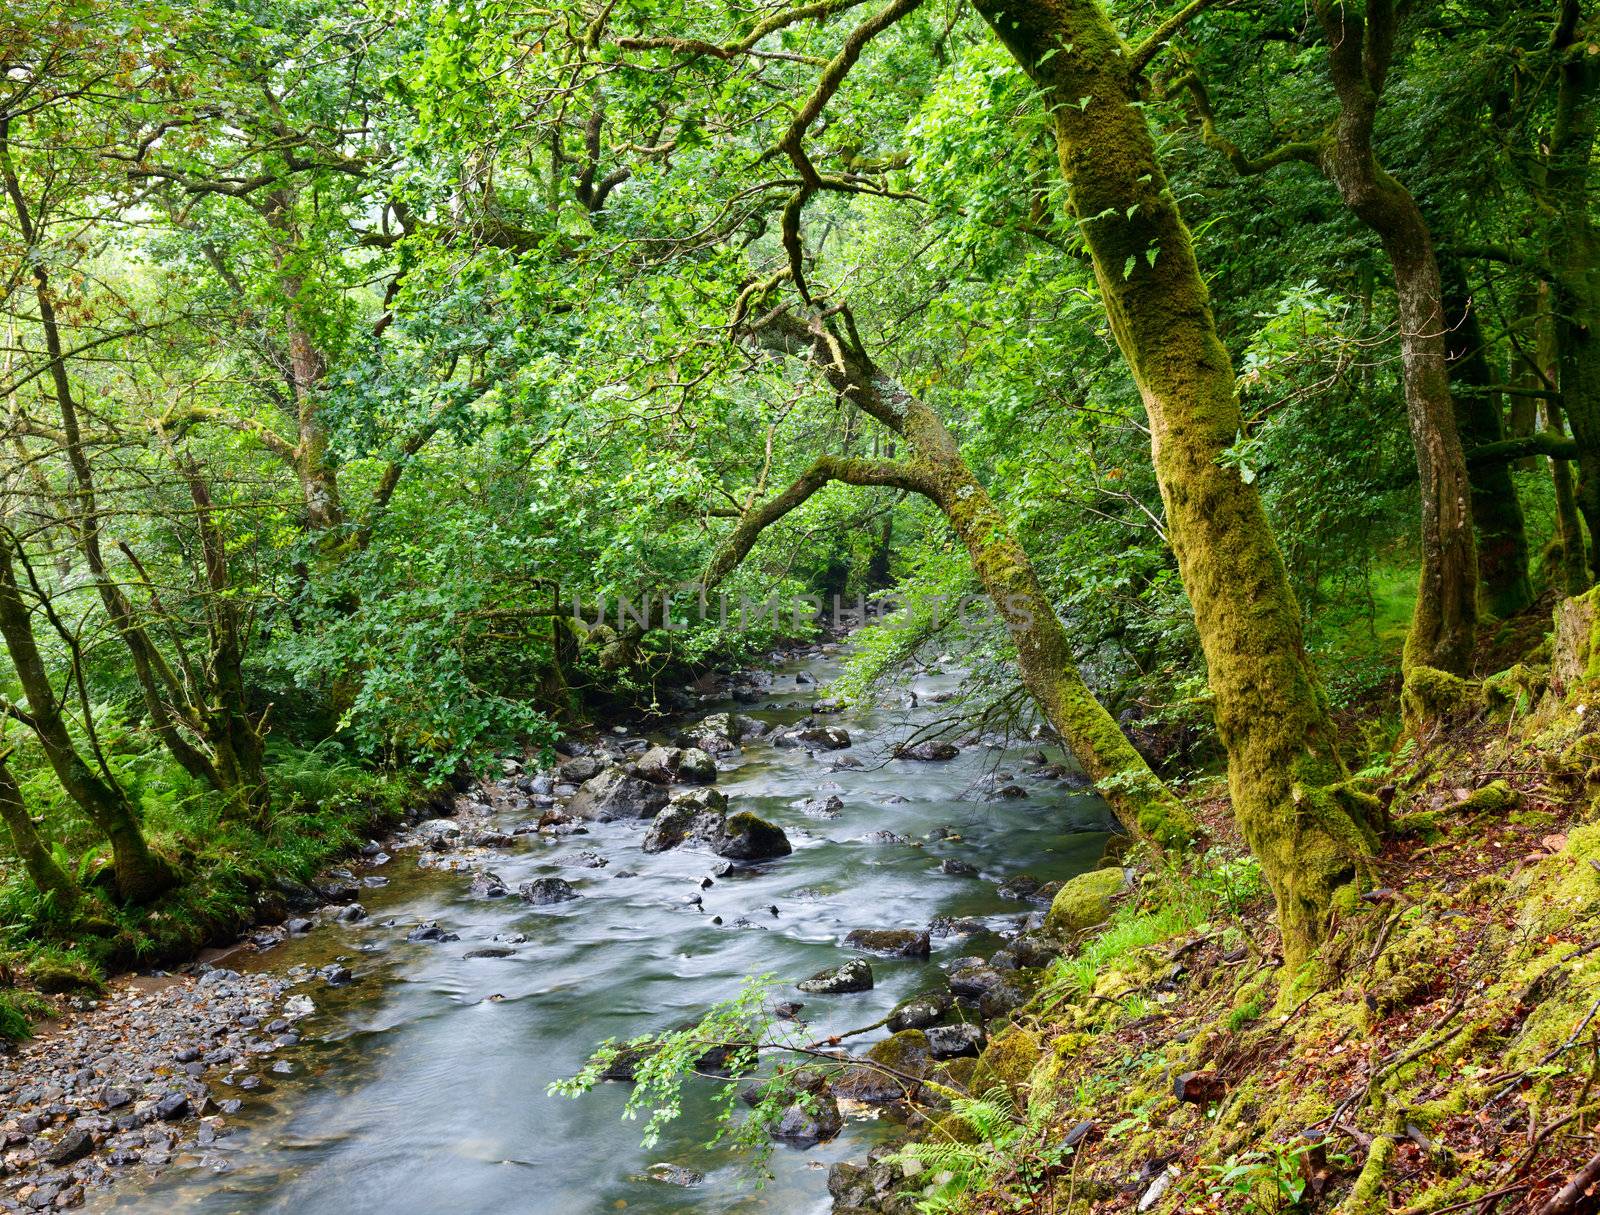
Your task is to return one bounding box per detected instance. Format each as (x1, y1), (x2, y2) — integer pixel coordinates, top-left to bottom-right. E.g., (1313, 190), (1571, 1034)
(891, 1087), (1071, 1214)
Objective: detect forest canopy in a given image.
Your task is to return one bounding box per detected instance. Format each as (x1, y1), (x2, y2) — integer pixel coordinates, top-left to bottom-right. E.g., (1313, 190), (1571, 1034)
(1, 0), (1598, 1012)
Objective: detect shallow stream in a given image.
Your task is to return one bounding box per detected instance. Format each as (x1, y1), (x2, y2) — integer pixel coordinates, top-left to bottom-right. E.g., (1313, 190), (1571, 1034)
(95, 652), (1113, 1215)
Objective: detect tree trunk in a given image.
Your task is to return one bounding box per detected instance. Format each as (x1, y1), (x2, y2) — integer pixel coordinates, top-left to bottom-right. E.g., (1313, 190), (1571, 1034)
(267, 188), (345, 534)
(0, 539), (173, 903)
(0, 755), (76, 913)
(718, 314), (1197, 851)
(1312, 0), (1477, 675)
(1442, 271), (1533, 618)
(1547, 0), (1600, 582)
(973, 0), (1376, 967)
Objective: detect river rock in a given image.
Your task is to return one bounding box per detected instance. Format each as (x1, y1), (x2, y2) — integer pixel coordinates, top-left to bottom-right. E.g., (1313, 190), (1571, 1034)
(716, 812), (791, 860)
(833, 1030), (934, 1102)
(925, 1023), (985, 1059)
(774, 724), (851, 750)
(678, 712), (764, 754)
(414, 819), (461, 846)
(844, 928), (931, 958)
(888, 989), (952, 1032)
(556, 850), (608, 869)
(897, 740), (959, 761)
(568, 767), (668, 821)
(519, 877), (579, 904)
(468, 870), (509, 898)
(939, 858), (977, 876)
(406, 922), (458, 942)
(772, 1089), (843, 1143)
(801, 794), (844, 818)
(559, 753), (611, 783)
(633, 745), (682, 784)
(40, 1126), (93, 1165)
(797, 959), (873, 994)
(641, 795), (725, 854)
(948, 965), (1007, 999)
(644, 1163), (703, 1187)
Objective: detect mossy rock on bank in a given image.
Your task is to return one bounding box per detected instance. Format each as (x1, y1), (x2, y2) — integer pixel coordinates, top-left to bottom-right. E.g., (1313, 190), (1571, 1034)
(968, 1027), (1040, 1102)
(1044, 867), (1128, 936)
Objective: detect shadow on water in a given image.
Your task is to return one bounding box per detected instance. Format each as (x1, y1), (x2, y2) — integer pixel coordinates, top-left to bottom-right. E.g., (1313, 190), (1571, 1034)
(94, 654), (1114, 1214)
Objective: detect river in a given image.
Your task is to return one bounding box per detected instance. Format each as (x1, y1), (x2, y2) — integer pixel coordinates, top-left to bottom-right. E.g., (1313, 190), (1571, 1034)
(92, 649), (1113, 1215)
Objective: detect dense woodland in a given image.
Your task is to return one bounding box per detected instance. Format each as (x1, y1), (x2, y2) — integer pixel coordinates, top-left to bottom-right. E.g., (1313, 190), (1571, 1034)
(6, 0), (1600, 1212)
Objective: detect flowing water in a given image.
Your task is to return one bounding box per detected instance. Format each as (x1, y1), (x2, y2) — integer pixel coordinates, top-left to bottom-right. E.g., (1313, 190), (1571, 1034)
(94, 651), (1114, 1215)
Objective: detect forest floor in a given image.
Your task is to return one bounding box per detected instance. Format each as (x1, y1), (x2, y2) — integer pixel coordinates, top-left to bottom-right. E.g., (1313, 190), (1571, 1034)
(855, 594), (1600, 1215)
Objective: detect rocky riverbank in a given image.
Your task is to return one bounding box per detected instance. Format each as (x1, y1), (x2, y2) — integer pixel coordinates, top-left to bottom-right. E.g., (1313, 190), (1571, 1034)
(1, 643), (1110, 1213)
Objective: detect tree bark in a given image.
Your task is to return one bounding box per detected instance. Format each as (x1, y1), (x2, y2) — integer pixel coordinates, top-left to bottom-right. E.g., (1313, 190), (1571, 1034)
(974, 0), (1376, 966)
(1312, 0), (1478, 675)
(1547, 0), (1600, 581)
(1442, 269), (1533, 618)
(0, 753), (77, 913)
(266, 188), (345, 533)
(0, 536), (172, 903)
(717, 312), (1197, 850)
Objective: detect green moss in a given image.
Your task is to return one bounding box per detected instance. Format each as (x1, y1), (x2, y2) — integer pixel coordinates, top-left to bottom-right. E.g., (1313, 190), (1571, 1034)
(1483, 663), (1548, 711)
(970, 1027), (1041, 1101)
(1460, 780), (1520, 813)
(1044, 866), (1127, 935)
(1402, 666), (1484, 724)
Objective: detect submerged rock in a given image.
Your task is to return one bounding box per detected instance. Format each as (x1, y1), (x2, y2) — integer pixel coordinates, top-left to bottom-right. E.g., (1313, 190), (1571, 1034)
(897, 740), (960, 761)
(555, 850), (608, 869)
(643, 1163), (703, 1187)
(801, 793), (845, 818)
(844, 928), (931, 958)
(518, 877), (580, 905)
(797, 958), (873, 994)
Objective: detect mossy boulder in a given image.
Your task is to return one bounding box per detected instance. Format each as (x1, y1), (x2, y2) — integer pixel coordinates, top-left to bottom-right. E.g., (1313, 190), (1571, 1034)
(1460, 779), (1521, 814)
(1483, 663), (1549, 711)
(1044, 867), (1128, 935)
(969, 1026), (1040, 1101)
(717, 811), (791, 860)
(26, 957), (102, 995)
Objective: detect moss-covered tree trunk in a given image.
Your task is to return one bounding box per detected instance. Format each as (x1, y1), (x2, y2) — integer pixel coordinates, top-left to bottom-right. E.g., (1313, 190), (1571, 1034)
(1311, 0), (1478, 674)
(973, 0), (1375, 965)
(0, 539), (173, 903)
(1442, 271), (1533, 617)
(715, 312), (1196, 850)
(0, 755), (76, 913)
